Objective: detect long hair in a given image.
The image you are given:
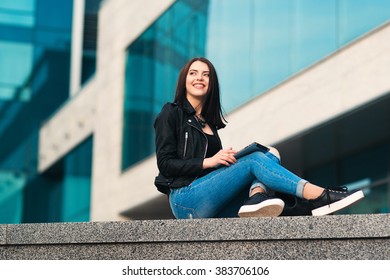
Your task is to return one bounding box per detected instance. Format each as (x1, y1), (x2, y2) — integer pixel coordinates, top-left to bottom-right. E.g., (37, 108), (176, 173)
(174, 57), (226, 129)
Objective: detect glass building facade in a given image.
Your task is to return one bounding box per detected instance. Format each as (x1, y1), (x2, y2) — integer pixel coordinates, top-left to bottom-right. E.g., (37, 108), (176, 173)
(0, 0), (97, 223)
(80, 0), (100, 85)
(122, 0), (208, 169)
(122, 0), (390, 213)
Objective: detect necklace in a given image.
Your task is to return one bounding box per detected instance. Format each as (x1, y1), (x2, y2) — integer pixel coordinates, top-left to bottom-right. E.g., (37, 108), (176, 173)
(195, 114), (206, 128)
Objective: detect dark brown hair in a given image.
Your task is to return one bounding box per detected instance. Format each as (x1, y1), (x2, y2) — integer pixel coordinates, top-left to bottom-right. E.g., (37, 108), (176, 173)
(174, 57), (226, 128)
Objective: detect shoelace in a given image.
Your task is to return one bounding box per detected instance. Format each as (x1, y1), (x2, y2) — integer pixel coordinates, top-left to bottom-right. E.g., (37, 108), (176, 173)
(325, 186), (348, 205)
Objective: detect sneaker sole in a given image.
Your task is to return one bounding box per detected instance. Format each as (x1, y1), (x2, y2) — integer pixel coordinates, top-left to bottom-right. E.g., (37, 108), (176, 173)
(238, 198), (285, 218)
(311, 190), (364, 216)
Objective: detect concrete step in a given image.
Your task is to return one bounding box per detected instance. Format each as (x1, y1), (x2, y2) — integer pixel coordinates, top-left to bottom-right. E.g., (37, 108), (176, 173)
(1, 214), (389, 259)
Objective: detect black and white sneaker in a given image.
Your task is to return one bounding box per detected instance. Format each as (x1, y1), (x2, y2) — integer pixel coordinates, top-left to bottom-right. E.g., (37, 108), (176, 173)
(309, 186), (364, 216)
(238, 193), (285, 217)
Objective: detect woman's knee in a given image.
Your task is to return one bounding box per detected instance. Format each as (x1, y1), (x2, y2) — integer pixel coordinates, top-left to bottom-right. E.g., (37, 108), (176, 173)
(267, 146), (281, 161)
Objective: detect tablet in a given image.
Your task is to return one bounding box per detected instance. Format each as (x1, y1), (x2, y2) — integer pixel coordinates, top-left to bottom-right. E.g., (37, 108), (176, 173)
(234, 142), (270, 159)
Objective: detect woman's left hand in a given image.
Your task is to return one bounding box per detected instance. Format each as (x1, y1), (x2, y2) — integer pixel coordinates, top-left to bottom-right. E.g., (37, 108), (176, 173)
(202, 147), (237, 169)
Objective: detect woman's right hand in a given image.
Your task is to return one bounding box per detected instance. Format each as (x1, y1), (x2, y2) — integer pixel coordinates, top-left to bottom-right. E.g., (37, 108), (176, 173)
(202, 147), (237, 169)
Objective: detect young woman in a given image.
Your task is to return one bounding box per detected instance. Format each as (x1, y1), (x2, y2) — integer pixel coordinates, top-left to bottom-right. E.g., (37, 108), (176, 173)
(154, 57), (364, 219)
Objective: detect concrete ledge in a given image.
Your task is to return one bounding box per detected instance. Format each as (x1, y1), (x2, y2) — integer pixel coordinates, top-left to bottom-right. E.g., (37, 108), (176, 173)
(0, 214), (389, 259)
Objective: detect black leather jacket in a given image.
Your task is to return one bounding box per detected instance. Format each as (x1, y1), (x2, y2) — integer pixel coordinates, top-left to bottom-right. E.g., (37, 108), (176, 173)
(154, 99), (223, 193)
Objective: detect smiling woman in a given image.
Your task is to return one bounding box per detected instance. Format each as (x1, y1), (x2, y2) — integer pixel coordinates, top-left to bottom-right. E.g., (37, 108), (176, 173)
(153, 57), (364, 219)
(186, 61), (210, 100)
(185, 61), (211, 133)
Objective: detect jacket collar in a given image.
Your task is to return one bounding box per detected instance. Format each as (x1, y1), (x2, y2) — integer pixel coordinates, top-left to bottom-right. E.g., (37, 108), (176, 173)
(182, 98), (197, 115)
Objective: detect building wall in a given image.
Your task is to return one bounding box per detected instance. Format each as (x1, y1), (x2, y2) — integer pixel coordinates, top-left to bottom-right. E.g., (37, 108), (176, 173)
(38, 1), (390, 221)
(39, 80), (96, 172)
(39, 0), (175, 221)
(219, 22), (390, 149)
(93, 0), (174, 220)
(123, 21), (390, 220)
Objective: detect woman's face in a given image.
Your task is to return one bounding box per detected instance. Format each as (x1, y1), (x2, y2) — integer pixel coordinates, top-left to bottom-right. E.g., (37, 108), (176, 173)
(185, 60), (210, 102)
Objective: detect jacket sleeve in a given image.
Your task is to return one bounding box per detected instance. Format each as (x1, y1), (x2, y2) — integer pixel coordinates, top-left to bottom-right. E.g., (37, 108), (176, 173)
(154, 104), (204, 177)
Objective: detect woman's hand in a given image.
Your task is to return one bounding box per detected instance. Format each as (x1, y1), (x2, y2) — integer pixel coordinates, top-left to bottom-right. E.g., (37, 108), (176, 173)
(203, 147), (237, 169)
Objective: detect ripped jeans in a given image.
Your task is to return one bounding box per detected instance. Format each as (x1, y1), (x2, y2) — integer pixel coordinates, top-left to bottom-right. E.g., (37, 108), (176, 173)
(169, 151), (307, 219)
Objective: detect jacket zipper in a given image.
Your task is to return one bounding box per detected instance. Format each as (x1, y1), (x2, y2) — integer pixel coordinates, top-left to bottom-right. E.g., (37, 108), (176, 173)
(187, 116), (225, 185)
(187, 122), (208, 158)
(186, 120), (209, 187)
(183, 131), (188, 157)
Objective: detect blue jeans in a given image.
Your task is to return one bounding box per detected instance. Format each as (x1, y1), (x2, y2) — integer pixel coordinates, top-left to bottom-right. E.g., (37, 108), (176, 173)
(169, 151), (307, 219)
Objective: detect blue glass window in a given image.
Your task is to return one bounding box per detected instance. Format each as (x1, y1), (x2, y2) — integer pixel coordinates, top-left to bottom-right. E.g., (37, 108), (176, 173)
(22, 137), (93, 223)
(122, 0), (208, 170)
(123, 0), (390, 170)
(81, 0), (102, 85)
(0, 0), (74, 223)
(0, 41), (33, 100)
(0, 0), (35, 27)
